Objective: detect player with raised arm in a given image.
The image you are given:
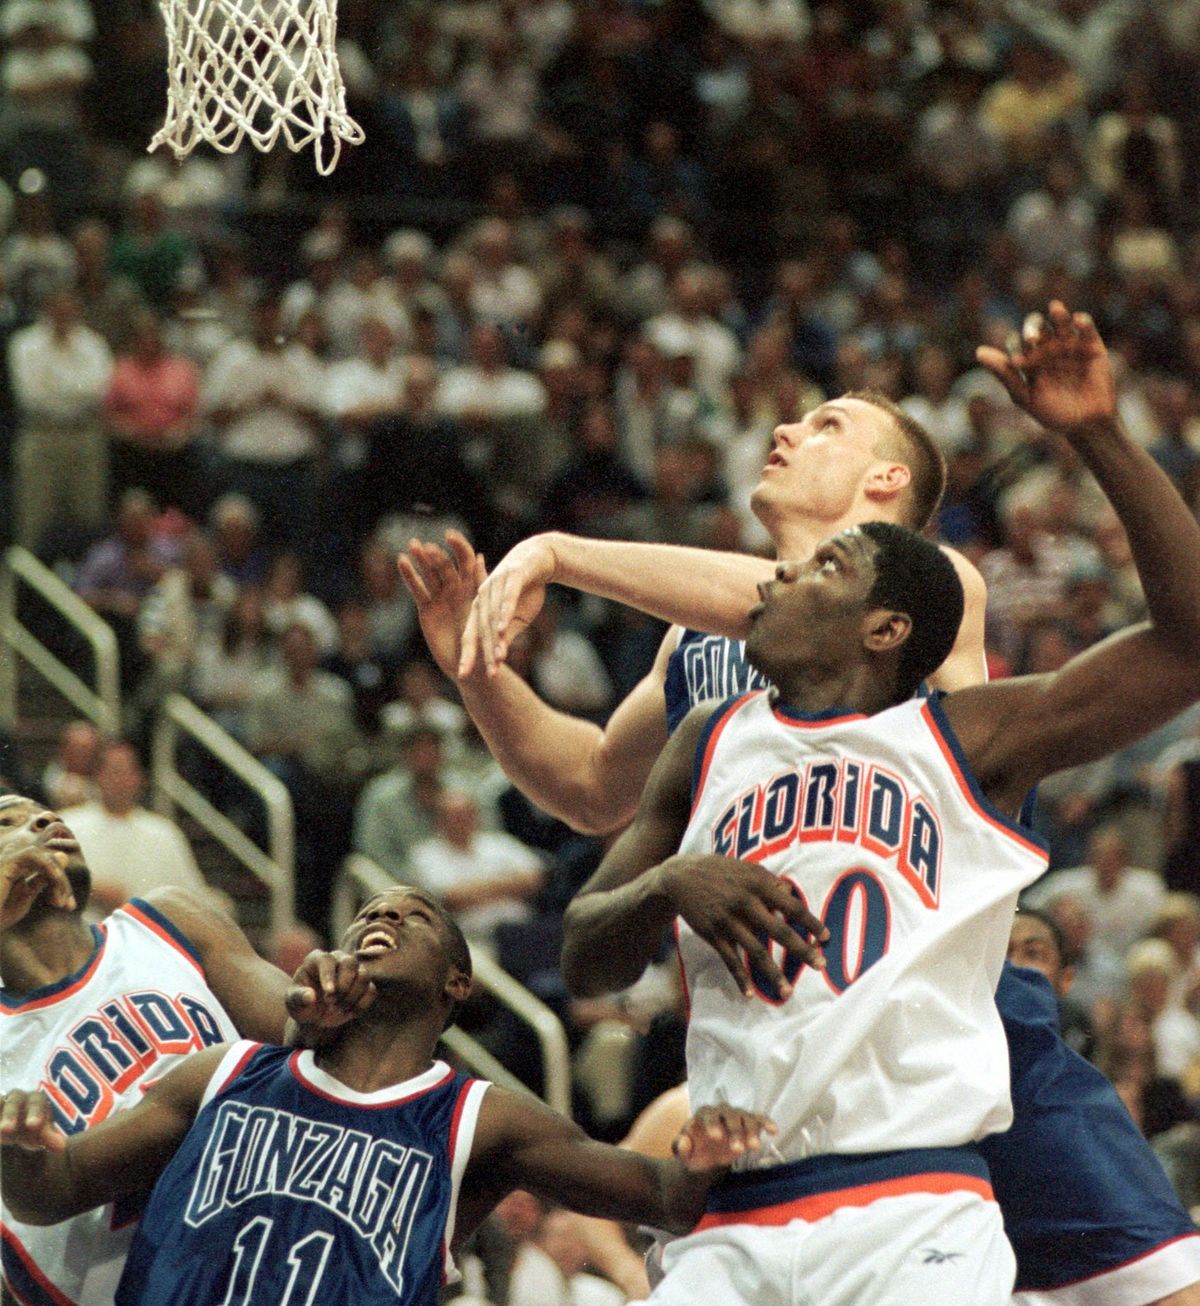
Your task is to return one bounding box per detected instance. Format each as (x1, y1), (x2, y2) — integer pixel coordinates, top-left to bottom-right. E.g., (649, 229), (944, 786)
(0, 793), (373, 1306)
(1, 884), (773, 1306)
(551, 304), (1200, 1306)
(403, 306), (1200, 1305)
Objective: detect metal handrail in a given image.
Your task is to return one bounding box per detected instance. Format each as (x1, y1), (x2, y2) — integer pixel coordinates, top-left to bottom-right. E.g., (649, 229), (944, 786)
(334, 853), (571, 1115)
(0, 545), (120, 735)
(151, 693), (295, 938)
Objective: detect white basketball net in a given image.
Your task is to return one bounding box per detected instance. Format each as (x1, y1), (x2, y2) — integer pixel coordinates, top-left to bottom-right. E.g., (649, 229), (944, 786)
(149, 0), (364, 175)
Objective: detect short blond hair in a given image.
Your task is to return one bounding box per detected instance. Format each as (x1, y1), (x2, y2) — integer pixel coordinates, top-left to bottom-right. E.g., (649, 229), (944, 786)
(846, 389), (947, 530)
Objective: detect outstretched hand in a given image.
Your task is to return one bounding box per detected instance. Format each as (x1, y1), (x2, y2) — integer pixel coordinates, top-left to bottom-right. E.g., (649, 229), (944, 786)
(1, 844), (74, 929)
(673, 1105), (779, 1170)
(0, 1090), (67, 1153)
(458, 536), (557, 679)
(976, 300), (1116, 435)
(398, 531), (487, 679)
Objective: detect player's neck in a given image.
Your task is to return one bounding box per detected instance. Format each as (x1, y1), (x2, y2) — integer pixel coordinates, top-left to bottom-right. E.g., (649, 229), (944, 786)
(0, 913), (96, 997)
(770, 664), (896, 719)
(770, 503), (903, 563)
(314, 1013), (439, 1093)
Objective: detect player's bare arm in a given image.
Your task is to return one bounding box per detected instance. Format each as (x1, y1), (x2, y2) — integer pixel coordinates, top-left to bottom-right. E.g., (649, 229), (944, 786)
(457, 1085), (776, 1244)
(561, 703), (828, 998)
(0, 1046), (225, 1224)
(141, 887), (375, 1043)
(460, 533), (778, 677)
(945, 301), (1200, 811)
(401, 531), (672, 833)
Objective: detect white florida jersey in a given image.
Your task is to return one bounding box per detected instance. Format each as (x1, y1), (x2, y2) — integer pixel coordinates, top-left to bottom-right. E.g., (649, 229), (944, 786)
(1, 898), (238, 1306)
(677, 690), (1049, 1164)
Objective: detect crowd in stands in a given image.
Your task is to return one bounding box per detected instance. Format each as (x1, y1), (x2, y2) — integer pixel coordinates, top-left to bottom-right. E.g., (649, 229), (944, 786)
(4, 0), (1200, 1293)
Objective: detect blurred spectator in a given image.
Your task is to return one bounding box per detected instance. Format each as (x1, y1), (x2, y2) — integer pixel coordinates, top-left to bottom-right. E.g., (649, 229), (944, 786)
(523, 599), (614, 717)
(457, 32), (539, 173)
(1161, 734), (1200, 895)
(0, 0), (93, 208)
(261, 552), (338, 658)
(1006, 159), (1096, 277)
(103, 307), (203, 516)
(1090, 74), (1183, 223)
(41, 718), (101, 811)
(1028, 826), (1167, 970)
(377, 55), (469, 199)
(1002, 0), (1135, 99)
(209, 493), (267, 588)
(646, 267), (740, 404)
(203, 296), (323, 548)
(901, 343), (972, 457)
(245, 621), (359, 930)
(135, 529), (236, 719)
(381, 658), (466, 741)
(977, 41), (1085, 169)
(0, 192), (75, 320)
(1125, 939), (1200, 1080)
(1150, 894), (1200, 1014)
(62, 740), (209, 914)
(73, 489), (176, 617)
(408, 789), (544, 956)
(72, 219), (141, 349)
(468, 217), (542, 331)
(539, 400), (645, 536)
(357, 538), (416, 659)
(109, 188), (196, 311)
(9, 286), (112, 551)
(191, 586), (274, 738)
(1095, 1002), (1194, 1139)
(322, 600), (398, 738)
(353, 722), (482, 878)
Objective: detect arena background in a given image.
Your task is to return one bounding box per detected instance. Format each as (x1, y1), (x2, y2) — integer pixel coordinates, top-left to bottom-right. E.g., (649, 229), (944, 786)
(3, 0), (1200, 1293)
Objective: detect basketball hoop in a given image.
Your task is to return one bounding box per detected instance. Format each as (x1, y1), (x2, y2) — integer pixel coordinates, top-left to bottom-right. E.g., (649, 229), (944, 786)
(149, 0), (364, 176)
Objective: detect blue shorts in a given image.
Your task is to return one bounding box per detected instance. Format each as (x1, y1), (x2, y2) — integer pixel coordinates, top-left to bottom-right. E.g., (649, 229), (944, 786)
(984, 962), (1200, 1295)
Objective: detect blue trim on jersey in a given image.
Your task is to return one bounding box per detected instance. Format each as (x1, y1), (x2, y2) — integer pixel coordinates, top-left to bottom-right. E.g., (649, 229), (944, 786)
(922, 692), (1050, 855)
(2, 1226), (67, 1306)
(0, 925), (104, 1011)
(690, 693), (754, 809)
(126, 898), (204, 970)
(986, 962), (1197, 1290)
(704, 1145), (990, 1215)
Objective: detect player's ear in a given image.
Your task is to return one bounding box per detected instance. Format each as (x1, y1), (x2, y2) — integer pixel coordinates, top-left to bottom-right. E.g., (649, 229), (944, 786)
(445, 967), (472, 1006)
(863, 608), (911, 654)
(864, 460), (911, 503)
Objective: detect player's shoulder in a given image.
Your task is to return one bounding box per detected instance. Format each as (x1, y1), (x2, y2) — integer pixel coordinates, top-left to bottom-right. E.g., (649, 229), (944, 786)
(133, 886), (231, 956)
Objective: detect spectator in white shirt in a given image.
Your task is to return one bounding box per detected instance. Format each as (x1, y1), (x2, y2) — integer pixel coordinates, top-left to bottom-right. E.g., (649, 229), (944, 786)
(61, 740), (210, 915)
(646, 268), (741, 405)
(408, 789), (544, 956)
(901, 343), (972, 457)
(41, 719), (101, 812)
(8, 287), (113, 551)
(1027, 825), (1167, 967)
(203, 296), (323, 548)
(468, 217), (542, 330)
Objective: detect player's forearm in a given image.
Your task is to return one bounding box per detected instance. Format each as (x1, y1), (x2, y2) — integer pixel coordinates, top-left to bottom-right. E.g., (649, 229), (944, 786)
(561, 862), (677, 996)
(1068, 419), (1200, 657)
(543, 533), (770, 637)
(1, 1149), (80, 1224)
(457, 668), (636, 834)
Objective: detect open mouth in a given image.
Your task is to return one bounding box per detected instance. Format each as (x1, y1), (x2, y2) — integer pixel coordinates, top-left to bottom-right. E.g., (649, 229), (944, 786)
(43, 825), (80, 852)
(356, 926), (398, 959)
(764, 451), (786, 472)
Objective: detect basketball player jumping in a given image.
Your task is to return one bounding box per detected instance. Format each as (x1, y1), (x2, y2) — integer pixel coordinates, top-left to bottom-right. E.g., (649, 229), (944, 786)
(401, 306), (1200, 1306)
(548, 303), (1200, 1304)
(2, 883), (773, 1305)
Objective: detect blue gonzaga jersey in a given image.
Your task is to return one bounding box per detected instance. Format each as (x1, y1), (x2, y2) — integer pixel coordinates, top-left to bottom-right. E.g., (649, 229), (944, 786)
(664, 630), (766, 734)
(117, 1042), (488, 1306)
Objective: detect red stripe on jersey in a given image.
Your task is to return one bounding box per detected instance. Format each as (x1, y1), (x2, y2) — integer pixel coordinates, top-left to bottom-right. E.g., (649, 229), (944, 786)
(694, 1171), (993, 1231)
(1, 1225), (79, 1306)
(691, 692), (757, 818)
(919, 700), (1047, 860)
